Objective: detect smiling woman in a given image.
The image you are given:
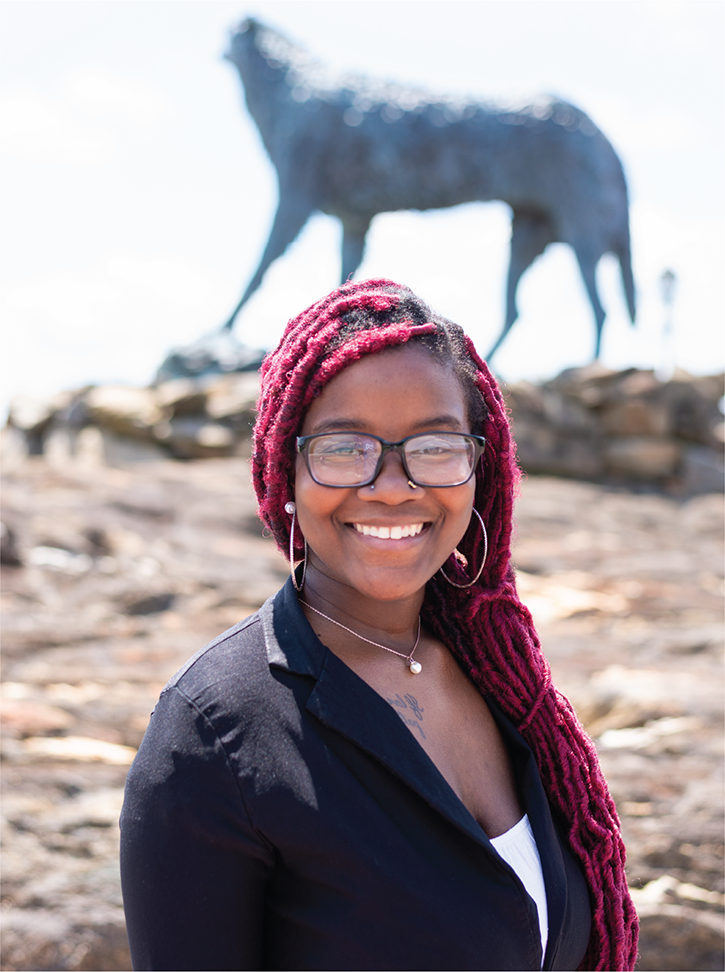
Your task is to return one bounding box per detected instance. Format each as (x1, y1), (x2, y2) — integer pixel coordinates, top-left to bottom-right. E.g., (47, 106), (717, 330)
(120, 279), (638, 972)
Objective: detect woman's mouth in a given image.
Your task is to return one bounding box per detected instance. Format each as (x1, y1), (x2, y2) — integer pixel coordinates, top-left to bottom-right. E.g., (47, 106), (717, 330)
(353, 523), (425, 540)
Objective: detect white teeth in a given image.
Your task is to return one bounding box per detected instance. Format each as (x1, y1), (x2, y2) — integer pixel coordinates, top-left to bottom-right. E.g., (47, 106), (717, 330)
(354, 523), (424, 539)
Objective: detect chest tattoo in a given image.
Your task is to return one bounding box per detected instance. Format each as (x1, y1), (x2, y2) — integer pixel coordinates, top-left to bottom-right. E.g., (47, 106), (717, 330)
(386, 693), (426, 739)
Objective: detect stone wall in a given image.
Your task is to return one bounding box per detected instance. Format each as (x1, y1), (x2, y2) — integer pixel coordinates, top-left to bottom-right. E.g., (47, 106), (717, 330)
(506, 365), (723, 495)
(4, 366), (723, 494)
(4, 374), (260, 464)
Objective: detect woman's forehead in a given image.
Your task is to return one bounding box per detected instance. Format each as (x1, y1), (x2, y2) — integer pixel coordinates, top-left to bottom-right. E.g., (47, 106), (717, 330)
(301, 345), (467, 436)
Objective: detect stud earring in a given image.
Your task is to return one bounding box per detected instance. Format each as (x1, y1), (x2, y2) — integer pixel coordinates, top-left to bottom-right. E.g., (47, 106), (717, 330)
(285, 501), (307, 591)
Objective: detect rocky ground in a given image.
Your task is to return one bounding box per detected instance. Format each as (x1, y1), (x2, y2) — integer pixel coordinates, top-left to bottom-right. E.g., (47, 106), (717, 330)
(1, 453), (722, 971)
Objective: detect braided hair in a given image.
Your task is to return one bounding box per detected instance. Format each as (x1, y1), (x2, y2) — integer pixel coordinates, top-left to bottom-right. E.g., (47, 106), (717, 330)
(252, 278), (638, 971)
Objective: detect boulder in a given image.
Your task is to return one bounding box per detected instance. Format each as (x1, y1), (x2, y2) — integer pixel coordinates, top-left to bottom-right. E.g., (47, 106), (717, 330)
(204, 372), (260, 429)
(599, 399), (670, 437)
(155, 417), (237, 459)
(680, 444), (725, 496)
(603, 436), (681, 479)
(84, 387), (165, 441)
(154, 378), (207, 416)
(154, 329), (265, 383)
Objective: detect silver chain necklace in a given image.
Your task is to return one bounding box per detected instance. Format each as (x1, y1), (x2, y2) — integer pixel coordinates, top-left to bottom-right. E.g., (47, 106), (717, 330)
(300, 601), (423, 674)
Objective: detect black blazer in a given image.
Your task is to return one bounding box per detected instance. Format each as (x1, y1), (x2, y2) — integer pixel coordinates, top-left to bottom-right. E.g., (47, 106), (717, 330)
(120, 577), (591, 971)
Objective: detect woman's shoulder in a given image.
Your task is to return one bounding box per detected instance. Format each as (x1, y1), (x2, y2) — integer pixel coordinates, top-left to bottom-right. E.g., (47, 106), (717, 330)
(169, 609), (265, 687)
(141, 580), (323, 755)
(156, 596), (281, 723)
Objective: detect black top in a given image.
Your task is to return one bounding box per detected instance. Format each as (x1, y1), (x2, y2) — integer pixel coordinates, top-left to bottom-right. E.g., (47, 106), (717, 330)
(120, 577), (591, 971)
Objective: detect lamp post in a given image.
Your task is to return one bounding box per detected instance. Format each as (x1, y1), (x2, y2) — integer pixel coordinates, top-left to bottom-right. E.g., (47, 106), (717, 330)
(657, 268), (677, 382)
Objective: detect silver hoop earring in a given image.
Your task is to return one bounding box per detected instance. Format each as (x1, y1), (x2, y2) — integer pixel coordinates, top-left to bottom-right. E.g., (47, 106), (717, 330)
(439, 508), (488, 589)
(285, 501), (307, 592)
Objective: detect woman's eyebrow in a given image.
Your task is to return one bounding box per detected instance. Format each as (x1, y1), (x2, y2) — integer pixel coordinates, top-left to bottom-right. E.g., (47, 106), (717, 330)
(412, 415), (466, 431)
(307, 418), (368, 434)
(307, 415), (466, 435)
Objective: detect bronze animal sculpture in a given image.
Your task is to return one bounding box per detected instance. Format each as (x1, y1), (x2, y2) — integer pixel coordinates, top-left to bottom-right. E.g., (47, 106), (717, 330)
(224, 18), (635, 359)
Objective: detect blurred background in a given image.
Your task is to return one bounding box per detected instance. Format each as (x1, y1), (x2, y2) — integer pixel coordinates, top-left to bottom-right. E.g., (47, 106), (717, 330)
(1, 0), (724, 407)
(1, 3), (723, 971)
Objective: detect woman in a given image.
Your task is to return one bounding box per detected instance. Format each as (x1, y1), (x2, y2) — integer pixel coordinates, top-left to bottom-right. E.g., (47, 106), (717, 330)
(120, 279), (638, 971)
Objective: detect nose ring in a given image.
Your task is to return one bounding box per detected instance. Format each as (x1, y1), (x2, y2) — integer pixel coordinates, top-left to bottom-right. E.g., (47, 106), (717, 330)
(407, 480), (418, 490)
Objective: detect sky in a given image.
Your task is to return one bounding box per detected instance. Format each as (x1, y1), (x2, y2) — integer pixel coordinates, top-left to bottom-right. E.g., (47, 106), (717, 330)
(1, 0), (724, 414)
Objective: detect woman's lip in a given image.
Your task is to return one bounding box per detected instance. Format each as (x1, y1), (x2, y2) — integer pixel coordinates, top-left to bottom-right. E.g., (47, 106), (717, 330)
(352, 522), (427, 540)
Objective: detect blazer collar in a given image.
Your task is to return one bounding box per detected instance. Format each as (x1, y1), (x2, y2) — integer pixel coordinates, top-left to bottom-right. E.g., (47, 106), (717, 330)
(262, 579), (485, 839)
(262, 578), (568, 965)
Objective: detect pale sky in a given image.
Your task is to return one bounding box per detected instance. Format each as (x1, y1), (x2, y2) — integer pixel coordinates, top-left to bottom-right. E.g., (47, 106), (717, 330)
(1, 0), (723, 413)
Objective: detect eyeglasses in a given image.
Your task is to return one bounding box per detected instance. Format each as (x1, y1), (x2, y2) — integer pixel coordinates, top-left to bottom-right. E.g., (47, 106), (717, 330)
(296, 431), (486, 488)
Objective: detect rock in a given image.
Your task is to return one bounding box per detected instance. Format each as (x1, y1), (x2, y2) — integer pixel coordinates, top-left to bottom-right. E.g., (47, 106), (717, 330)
(603, 436), (681, 479)
(74, 427), (169, 466)
(6, 392), (74, 455)
(84, 387), (165, 440)
(0, 910), (131, 972)
(600, 398), (670, 436)
(548, 362), (618, 396)
(204, 372), (260, 428)
(504, 367), (723, 492)
(155, 417), (237, 459)
(121, 592), (175, 615)
(635, 903), (724, 971)
(1, 520), (22, 565)
(0, 699), (75, 737)
(662, 377), (725, 447)
(513, 419), (604, 479)
(154, 378), (207, 416)
(27, 546), (93, 574)
(680, 444), (724, 496)
(154, 329), (265, 383)
(7, 391), (76, 433)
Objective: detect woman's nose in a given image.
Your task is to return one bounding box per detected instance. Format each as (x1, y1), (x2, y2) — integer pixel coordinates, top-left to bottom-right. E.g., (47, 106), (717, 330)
(359, 454), (422, 501)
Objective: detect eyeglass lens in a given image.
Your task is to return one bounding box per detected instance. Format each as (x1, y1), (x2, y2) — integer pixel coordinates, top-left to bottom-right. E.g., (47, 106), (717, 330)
(305, 433), (478, 487)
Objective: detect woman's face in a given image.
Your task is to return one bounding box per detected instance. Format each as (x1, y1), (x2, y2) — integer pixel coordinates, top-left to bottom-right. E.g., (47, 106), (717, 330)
(294, 344), (476, 604)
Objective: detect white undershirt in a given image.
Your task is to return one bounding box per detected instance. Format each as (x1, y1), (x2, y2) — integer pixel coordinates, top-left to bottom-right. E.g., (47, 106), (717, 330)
(490, 814), (548, 966)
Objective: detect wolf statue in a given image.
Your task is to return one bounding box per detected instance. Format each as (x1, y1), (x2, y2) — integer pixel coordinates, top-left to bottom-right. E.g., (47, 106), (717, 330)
(224, 18), (635, 359)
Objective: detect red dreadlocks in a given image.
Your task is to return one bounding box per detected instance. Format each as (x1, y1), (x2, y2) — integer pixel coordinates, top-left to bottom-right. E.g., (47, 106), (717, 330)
(252, 278), (638, 971)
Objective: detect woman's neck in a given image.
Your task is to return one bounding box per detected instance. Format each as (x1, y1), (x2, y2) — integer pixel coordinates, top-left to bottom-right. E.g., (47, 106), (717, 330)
(300, 564), (424, 647)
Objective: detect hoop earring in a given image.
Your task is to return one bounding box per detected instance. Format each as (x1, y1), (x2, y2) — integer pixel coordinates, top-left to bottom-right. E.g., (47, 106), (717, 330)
(284, 502), (307, 592)
(439, 508), (488, 589)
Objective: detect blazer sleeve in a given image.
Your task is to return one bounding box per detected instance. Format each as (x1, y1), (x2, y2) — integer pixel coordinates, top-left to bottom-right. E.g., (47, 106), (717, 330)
(120, 684), (275, 971)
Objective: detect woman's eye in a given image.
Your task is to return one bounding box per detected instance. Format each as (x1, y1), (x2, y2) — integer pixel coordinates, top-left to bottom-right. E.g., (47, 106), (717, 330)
(317, 442), (362, 458)
(411, 440), (456, 457)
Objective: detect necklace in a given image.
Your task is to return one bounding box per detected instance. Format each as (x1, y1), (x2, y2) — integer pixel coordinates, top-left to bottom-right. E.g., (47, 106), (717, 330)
(300, 601), (423, 674)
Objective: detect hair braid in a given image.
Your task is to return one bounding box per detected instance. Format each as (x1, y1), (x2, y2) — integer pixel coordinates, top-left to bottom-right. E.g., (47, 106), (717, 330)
(252, 278), (638, 970)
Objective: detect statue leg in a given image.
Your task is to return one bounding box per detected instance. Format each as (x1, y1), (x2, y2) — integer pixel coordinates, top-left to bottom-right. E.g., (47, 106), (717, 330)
(340, 217), (372, 284)
(571, 243), (606, 359)
(487, 211), (553, 361)
(221, 195), (313, 331)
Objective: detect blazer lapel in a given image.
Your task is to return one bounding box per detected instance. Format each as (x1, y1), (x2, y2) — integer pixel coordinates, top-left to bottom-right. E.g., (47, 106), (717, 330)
(264, 578), (491, 847)
(308, 648), (495, 847)
(488, 701), (570, 970)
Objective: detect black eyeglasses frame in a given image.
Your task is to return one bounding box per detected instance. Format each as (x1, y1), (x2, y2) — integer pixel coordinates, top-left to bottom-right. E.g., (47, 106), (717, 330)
(296, 431), (486, 488)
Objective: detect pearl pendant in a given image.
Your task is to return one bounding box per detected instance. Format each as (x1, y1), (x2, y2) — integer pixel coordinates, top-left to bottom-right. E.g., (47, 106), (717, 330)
(408, 660), (422, 674)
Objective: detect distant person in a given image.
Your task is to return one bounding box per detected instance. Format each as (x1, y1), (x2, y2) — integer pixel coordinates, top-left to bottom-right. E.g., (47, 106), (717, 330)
(120, 279), (638, 971)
